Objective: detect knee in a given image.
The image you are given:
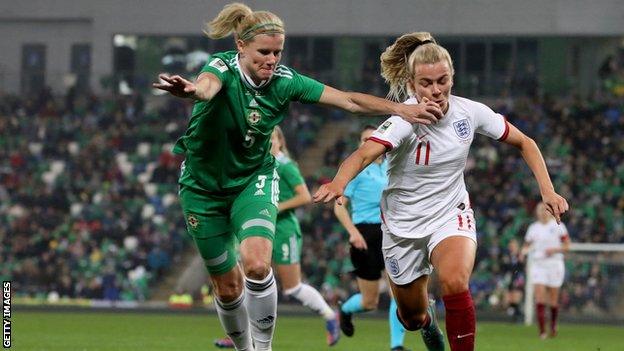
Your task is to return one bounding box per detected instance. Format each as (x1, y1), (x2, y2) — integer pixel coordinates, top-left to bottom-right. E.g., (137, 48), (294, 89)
(361, 295), (379, 310)
(214, 279), (244, 302)
(440, 274), (470, 295)
(399, 311), (429, 331)
(243, 260), (271, 280)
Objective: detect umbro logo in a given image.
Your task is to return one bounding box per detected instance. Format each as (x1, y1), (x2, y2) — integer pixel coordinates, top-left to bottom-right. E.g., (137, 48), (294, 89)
(256, 315), (275, 326)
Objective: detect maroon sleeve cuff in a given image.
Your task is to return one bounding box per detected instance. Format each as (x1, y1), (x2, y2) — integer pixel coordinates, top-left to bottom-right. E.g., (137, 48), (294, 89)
(497, 116), (510, 142)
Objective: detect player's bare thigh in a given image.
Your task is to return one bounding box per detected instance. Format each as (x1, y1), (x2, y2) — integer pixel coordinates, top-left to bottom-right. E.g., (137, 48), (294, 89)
(431, 236), (476, 295)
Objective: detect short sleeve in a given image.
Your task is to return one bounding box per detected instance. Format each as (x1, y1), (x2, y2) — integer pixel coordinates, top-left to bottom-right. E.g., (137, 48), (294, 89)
(281, 162), (305, 189)
(472, 101), (509, 141)
(369, 116), (413, 150)
(558, 223), (569, 239)
(288, 69), (324, 103)
(200, 56), (231, 84)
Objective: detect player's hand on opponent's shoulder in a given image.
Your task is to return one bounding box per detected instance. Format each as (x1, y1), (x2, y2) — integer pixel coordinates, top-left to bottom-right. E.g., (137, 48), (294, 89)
(396, 97), (443, 125)
(153, 73), (197, 99)
(541, 191), (569, 224)
(313, 182), (345, 205)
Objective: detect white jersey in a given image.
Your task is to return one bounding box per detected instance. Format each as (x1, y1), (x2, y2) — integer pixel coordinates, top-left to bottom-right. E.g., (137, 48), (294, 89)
(525, 220), (569, 262)
(369, 95), (509, 238)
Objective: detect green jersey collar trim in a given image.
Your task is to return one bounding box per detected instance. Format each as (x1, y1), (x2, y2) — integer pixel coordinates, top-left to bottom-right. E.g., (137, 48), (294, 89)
(235, 53), (273, 90)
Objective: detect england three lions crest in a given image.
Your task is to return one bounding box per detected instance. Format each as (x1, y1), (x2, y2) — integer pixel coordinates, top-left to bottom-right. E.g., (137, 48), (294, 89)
(453, 119), (471, 140)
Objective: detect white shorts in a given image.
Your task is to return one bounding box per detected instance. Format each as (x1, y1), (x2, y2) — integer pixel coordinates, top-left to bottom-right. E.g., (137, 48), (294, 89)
(530, 259), (565, 288)
(381, 209), (477, 285)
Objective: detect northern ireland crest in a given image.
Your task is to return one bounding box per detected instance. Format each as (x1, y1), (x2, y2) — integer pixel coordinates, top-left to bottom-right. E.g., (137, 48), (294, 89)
(187, 214), (199, 229)
(247, 110), (262, 125)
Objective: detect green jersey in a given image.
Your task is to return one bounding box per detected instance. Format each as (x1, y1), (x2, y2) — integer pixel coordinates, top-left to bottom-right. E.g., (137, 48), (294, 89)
(174, 51), (324, 194)
(275, 152), (305, 220)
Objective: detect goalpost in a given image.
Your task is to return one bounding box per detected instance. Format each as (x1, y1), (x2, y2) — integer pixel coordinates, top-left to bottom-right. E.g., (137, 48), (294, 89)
(524, 242), (624, 325)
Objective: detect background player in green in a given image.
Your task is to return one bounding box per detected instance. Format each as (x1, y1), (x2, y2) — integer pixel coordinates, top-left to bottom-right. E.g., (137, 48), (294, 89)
(215, 126), (340, 348)
(153, 3), (444, 351)
(270, 126), (341, 346)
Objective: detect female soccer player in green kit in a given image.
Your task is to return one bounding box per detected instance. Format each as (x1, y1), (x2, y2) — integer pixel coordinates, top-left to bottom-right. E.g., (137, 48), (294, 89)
(153, 3), (443, 350)
(214, 126), (340, 349)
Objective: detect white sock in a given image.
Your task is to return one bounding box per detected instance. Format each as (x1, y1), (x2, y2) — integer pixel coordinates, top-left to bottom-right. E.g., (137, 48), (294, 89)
(215, 292), (254, 351)
(284, 283), (336, 320)
(245, 269), (277, 351)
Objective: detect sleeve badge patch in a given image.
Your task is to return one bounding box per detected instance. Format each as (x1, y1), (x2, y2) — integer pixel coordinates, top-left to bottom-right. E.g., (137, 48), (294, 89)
(378, 121), (393, 134)
(209, 58), (228, 73)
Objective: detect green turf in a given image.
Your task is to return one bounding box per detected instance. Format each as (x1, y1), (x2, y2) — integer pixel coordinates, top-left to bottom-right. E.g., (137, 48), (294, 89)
(12, 310), (622, 350)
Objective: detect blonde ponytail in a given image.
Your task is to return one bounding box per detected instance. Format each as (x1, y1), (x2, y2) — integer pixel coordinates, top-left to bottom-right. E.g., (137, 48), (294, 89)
(205, 3), (253, 39)
(204, 2), (284, 42)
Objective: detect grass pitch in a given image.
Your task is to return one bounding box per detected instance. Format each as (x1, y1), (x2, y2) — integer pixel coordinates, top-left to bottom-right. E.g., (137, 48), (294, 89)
(13, 310), (622, 350)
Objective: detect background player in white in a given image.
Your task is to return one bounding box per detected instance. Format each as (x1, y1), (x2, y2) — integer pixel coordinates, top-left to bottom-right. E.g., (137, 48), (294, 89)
(522, 202), (570, 339)
(314, 32), (569, 351)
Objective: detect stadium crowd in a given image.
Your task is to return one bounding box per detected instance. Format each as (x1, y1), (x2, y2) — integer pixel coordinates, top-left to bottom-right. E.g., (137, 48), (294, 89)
(1, 55), (622, 320)
(0, 85), (333, 302)
(1, 89), (189, 301)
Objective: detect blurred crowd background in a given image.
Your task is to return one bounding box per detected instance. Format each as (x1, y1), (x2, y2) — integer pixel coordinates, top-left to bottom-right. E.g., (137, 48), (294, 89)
(2, 37), (624, 322)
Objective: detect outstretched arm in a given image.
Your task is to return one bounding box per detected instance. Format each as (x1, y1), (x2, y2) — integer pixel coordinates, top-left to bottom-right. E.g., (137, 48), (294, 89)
(318, 85), (443, 125)
(313, 140), (386, 205)
(278, 184), (312, 212)
(152, 72), (222, 101)
(502, 124), (569, 223)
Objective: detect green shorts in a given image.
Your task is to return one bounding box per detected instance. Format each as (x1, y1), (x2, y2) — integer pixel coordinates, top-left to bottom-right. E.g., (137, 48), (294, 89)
(179, 166), (279, 275)
(272, 214), (303, 265)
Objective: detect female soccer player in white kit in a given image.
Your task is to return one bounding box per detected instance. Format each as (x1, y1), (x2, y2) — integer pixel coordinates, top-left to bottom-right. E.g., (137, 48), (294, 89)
(314, 32), (569, 351)
(522, 202), (570, 339)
